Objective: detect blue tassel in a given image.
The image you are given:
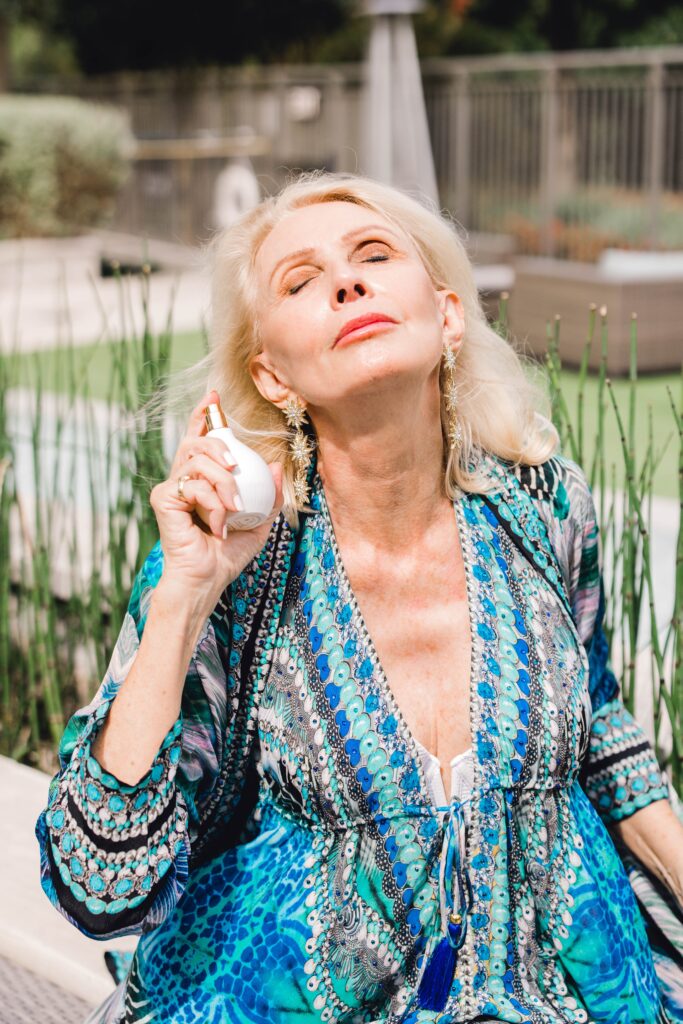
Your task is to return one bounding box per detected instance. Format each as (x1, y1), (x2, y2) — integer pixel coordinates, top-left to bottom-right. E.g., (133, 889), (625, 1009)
(416, 915), (464, 1011)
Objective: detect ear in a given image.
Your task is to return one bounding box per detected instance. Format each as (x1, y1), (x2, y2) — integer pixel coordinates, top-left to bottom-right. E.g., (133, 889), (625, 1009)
(249, 352), (301, 411)
(436, 289), (465, 354)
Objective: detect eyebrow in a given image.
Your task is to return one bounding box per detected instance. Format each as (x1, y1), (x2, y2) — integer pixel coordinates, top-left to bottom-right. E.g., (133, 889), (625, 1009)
(268, 223), (403, 285)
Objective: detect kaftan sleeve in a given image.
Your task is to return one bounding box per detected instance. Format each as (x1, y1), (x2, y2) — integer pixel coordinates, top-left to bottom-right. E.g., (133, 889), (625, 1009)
(559, 457), (671, 823)
(34, 540), (234, 940)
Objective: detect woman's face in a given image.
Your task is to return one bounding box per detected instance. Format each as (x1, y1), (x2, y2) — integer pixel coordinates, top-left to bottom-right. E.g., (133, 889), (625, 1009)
(250, 200), (464, 414)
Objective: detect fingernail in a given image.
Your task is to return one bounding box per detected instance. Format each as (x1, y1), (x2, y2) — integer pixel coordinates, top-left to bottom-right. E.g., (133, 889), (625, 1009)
(223, 450), (235, 465)
(234, 493), (245, 512)
(222, 521), (229, 539)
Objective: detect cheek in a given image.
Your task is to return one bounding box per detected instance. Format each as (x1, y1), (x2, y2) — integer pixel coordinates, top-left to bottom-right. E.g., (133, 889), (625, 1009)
(384, 265), (440, 324)
(261, 306), (322, 371)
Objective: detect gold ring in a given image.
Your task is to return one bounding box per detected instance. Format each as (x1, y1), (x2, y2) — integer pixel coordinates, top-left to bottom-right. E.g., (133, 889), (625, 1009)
(177, 474), (191, 501)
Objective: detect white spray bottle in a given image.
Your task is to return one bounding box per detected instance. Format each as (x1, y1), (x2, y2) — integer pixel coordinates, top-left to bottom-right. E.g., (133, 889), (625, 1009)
(204, 401), (276, 531)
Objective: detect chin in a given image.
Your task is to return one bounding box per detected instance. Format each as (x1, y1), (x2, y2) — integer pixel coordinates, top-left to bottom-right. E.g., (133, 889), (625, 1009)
(338, 348), (432, 396)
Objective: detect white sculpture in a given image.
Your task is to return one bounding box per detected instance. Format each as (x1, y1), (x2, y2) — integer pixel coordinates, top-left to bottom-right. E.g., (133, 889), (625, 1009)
(212, 159), (261, 231)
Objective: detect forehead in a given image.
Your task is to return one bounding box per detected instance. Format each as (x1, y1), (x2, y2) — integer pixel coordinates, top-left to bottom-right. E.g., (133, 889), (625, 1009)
(254, 200), (414, 278)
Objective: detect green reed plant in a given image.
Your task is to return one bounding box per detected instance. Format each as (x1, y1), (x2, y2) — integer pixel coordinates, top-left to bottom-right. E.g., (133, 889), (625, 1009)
(540, 304), (682, 793)
(0, 266), (173, 771)
(666, 383), (683, 793)
(0, 281), (681, 793)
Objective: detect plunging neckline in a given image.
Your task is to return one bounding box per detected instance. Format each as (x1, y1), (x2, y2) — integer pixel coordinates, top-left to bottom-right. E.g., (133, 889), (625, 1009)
(314, 475), (477, 807)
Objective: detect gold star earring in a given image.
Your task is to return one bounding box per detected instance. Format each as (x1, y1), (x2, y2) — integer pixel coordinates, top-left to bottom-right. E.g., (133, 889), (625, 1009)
(442, 342), (463, 454)
(283, 397), (315, 506)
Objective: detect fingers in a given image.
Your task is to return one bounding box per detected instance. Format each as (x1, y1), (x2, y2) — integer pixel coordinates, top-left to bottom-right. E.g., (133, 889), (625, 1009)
(174, 452), (242, 514)
(151, 476), (226, 537)
(186, 389), (221, 440)
(170, 434), (237, 478)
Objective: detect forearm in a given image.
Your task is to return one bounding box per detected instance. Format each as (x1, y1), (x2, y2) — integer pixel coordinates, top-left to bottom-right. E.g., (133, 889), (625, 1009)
(612, 797), (683, 908)
(90, 578), (212, 786)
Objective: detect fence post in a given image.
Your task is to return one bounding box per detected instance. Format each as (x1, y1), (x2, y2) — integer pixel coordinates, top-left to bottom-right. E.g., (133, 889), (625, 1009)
(277, 72), (292, 166)
(453, 67), (470, 228)
(646, 58), (665, 251)
(540, 64), (558, 258)
(329, 69), (352, 174)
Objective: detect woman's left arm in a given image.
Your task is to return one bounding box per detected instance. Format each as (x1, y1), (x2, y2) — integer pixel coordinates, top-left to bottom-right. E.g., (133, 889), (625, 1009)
(555, 456), (683, 906)
(612, 799), (683, 909)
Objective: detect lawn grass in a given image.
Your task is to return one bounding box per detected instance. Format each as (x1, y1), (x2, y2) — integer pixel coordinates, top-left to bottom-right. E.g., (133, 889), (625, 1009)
(6, 329), (209, 403)
(551, 368), (680, 500)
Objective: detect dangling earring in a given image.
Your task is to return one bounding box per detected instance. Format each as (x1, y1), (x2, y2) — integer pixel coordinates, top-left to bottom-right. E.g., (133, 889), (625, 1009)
(442, 342), (463, 454)
(283, 396), (315, 506)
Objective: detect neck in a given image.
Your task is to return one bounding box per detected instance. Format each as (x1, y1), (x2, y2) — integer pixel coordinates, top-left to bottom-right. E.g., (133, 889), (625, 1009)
(312, 381), (450, 552)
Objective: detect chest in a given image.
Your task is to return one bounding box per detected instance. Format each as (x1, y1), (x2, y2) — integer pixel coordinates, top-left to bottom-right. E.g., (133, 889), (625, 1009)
(257, 491), (592, 825)
(347, 567), (473, 782)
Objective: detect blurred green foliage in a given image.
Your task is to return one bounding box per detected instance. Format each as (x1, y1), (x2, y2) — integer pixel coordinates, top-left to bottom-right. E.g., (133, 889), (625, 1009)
(433, 0), (683, 55)
(9, 20), (78, 79)
(4, 0), (683, 79)
(0, 94), (133, 238)
(475, 187), (683, 262)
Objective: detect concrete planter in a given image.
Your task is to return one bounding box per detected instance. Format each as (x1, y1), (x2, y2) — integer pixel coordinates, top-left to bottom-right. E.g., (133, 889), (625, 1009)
(507, 254), (683, 374)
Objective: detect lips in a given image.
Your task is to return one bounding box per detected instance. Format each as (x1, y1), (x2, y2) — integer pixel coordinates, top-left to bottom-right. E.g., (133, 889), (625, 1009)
(334, 313), (397, 347)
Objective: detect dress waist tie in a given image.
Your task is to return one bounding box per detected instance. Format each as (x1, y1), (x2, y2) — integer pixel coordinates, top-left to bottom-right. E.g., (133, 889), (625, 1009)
(409, 776), (572, 1012)
(415, 795), (474, 1012)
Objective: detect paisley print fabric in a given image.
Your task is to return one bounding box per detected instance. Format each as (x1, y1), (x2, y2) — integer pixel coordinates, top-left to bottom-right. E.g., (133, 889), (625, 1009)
(35, 451), (683, 1023)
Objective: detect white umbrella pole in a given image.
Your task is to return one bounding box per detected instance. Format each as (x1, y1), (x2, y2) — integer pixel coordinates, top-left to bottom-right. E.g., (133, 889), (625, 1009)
(361, 0), (439, 206)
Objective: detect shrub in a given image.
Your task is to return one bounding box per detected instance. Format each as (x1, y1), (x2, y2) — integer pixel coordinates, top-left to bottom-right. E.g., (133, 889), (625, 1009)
(0, 94), (134, 238)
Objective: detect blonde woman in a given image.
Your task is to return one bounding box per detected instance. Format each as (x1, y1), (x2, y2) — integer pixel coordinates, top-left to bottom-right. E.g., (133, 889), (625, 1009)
(37, 173), (683, 1023)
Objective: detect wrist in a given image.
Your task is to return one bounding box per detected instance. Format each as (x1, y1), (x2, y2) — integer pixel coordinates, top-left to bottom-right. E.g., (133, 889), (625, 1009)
(153, 575), (215, 637)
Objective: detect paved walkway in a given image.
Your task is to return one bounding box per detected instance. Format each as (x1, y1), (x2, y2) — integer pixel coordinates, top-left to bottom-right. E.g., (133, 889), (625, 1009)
(0, 232), (209, 353)
(0, 952), (94, 1024)
(0, 755), (136, 1011)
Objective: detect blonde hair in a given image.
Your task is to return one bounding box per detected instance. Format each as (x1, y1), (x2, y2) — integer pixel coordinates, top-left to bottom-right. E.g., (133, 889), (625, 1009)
(156, 171), (558, 528)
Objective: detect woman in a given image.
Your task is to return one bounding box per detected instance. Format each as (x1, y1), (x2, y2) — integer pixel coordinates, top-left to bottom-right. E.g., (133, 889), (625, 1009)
(36, 173), (683, 1024)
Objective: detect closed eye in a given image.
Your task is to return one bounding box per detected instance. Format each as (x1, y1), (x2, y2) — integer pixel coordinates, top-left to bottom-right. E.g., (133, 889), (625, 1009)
(287, 252), (390, 296)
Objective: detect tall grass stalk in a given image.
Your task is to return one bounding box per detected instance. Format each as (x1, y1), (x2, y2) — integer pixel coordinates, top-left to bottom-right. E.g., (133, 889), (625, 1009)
(665, 380), (683, 793)
(544, 304), (682, 791)
(0, 268), (172, 772)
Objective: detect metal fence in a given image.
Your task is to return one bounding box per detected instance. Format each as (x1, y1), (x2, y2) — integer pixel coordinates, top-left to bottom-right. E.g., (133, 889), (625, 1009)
(425, 48), (683, 260)
(27, 46), (683, 259)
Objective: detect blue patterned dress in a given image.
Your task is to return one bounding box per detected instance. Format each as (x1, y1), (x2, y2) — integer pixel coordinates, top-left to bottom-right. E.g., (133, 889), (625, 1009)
(35, 451), (683, 1023)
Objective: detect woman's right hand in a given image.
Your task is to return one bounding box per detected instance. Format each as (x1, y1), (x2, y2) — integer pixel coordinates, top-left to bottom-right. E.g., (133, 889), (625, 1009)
(149, 389), (284, 611)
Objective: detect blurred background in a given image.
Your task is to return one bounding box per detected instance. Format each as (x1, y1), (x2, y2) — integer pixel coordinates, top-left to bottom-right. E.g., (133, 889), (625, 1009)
(0, 2), (681, 1019)
(3, 0), (683, 257)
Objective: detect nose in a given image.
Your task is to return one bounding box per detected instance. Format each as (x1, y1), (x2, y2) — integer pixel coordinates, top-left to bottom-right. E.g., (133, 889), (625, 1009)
(332, 268), (369, 306)
(336, 282), (366, 303)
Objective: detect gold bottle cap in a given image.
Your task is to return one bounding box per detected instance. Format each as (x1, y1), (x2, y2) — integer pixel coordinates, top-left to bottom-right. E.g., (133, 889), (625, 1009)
(205, 402), (228, 431)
